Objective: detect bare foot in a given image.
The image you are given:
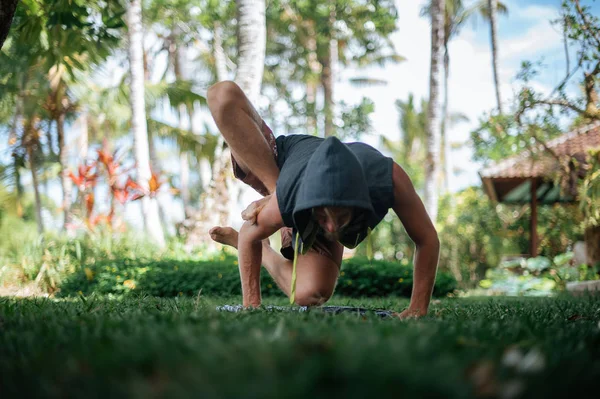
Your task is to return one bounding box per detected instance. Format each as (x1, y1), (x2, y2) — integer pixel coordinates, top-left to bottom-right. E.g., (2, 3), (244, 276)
(209, 226), (239, 249)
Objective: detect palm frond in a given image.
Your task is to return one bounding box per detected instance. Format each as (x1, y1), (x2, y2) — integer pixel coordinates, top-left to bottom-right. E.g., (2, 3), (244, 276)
(448, 112), (469, 126)
(348, 77), (389, 87)
(356, 53), (406, 68)
(148, 118), (217, 164)
(145, 79), (207, 112)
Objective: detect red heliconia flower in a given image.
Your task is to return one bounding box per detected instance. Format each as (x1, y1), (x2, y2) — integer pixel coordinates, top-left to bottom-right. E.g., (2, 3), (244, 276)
(97, 149), (121, 181)
(69, 163), (97, 191)
(125, 176), (144, 193)
(112, 186), (129, 205)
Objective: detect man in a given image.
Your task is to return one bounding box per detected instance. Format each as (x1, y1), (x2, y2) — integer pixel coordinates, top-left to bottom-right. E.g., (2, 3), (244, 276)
(207, 81), (440, 318)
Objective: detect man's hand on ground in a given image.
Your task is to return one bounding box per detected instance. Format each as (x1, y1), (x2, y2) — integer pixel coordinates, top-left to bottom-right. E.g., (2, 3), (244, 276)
(241, 194), (272, 224)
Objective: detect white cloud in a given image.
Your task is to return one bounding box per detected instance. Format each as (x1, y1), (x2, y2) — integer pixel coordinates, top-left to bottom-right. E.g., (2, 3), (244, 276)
(501, 20), (562, 60)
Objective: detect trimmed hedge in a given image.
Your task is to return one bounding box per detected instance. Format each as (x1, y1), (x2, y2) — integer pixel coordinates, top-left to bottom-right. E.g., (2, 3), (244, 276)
(59, 255), (457, 298)
(336, 257), (457, 297)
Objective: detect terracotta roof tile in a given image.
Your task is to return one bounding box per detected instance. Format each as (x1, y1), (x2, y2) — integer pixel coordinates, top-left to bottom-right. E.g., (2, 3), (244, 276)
(479, 122), (600, 179)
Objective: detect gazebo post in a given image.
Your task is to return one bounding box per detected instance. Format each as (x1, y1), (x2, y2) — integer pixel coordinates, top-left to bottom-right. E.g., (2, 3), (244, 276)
(529, 178), (538, 257)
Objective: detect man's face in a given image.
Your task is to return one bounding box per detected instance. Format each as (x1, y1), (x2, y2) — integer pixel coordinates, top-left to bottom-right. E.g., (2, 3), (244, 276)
(312, 206), (354, 242)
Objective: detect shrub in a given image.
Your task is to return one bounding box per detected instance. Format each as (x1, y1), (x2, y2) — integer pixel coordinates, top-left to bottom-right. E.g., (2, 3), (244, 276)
(477, 251), (600, 296)
(58, 255), (457, 298)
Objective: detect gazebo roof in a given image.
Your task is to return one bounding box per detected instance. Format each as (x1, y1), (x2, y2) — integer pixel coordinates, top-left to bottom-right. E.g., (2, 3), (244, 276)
(479, 122), (600, 204)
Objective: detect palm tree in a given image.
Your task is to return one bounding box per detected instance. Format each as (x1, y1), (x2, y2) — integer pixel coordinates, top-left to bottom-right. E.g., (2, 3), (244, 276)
(396, 94), (428, 166)
(487, 0), (502, 114)
(266, 0), (401, 138)
(145, 0), (228, 217)
(424, 0), (444, 223)
(9, 0), (124, 231)
(387, 93), (467, 192)
(381, 94), (428, 190)
(44, 66), (77, 231)
(0, 0), (18, 50)
(23, 119), (45, 234)
(462, 0), (508, 113)
(440, 0), (466, 193)
(422, 0), (506, 190)
(126, 0), (166, 247)
(187, 0), (267, 249)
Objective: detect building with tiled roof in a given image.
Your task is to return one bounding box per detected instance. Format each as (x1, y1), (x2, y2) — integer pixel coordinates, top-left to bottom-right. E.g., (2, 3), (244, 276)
(479, 122), (600, 256)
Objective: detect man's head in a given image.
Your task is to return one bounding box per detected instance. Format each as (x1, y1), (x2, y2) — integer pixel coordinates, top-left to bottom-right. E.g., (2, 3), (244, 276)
(291, 136), (375, 250)
(312, 206), (354, 242)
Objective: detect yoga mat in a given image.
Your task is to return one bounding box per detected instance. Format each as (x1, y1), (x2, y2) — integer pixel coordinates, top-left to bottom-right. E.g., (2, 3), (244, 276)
(216, 305), (395, 318)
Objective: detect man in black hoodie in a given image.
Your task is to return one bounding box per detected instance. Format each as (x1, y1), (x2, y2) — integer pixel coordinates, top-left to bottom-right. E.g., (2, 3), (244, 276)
(207, 81), (440, 318)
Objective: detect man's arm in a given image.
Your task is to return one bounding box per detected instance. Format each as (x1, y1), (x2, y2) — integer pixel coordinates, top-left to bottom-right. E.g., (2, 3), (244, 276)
(391, 162), (440, 318)
(238, 193), (284, 307)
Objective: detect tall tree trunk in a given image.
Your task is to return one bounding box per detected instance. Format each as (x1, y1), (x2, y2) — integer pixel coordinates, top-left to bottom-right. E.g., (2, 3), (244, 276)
(213, 22), (228, 82)
(180, 153), (191, 218)
(46, 120), (56, 158)
(147, 130), (159, 173)
(321, 49), (334, 137)
(232, 0), (267, 222)
(173, 38), (192, 219)
(177, 103), (192, 218)
(147, 129), (171, 236)
(321, 6), (337, 137)
(126, 0), (165, 247)
(424, 0), (444, 223)
(186, 0), (266, 249)
(305, 21), (319, 136)
(27, 144), (44, 234)
(9, 94), (23, 217)
(57, 113), (73, 230)
(12, 153), (23, 218)
(583, 71), (599, 117)
(8, 91), (21, 146)
(234, 0), (266, 104)
(563, 17), (570, 78)
(306, 81), (318, 134)
(0, 0), (18, 50)
(77, 110), (89, 161)
(441, 45), (450, 194)
(488, 0), (503, 114)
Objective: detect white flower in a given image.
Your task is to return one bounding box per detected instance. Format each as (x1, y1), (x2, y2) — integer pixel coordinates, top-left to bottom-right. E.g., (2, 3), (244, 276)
(517, 349), (546, 373)
(502, 347), (523, 368)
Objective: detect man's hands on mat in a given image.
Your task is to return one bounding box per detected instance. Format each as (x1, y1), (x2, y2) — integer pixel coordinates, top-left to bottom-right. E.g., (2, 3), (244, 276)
(241, 194), (272, 224)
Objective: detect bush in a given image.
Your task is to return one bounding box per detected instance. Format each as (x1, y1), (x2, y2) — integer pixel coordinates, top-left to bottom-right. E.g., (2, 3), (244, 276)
(0, 224), (208, 293)
(335, 257), (456, 297)
(58, 255), (457, 298)
(477, 252), (600, 296)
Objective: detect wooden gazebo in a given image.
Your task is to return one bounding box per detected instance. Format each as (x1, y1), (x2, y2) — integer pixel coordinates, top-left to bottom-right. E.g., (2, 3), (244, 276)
(479, 122), (600, 257)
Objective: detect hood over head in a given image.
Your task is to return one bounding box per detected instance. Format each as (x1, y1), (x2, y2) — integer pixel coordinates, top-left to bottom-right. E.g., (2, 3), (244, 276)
(292, 136), (375, 251)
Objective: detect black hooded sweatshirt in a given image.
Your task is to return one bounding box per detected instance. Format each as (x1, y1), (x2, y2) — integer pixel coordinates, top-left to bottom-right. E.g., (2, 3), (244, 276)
(275, 134), (394, 254)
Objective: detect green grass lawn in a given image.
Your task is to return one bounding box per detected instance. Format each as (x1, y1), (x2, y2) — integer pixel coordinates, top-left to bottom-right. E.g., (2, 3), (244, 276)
(1, 295), (599, 398)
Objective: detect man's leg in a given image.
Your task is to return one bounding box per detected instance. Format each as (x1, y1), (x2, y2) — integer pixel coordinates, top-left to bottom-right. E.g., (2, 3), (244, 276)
(210, 227), (340, 306)
(207, 81), (341, 305)
(207, 81), (279, 195)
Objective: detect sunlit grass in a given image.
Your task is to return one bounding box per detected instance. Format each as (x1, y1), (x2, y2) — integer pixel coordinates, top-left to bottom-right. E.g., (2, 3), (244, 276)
(0, 295), (599, 398)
